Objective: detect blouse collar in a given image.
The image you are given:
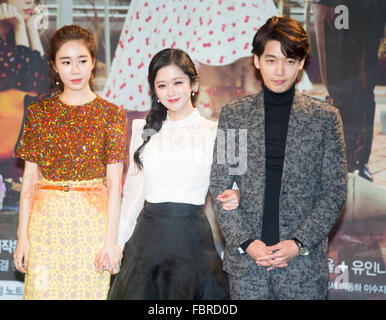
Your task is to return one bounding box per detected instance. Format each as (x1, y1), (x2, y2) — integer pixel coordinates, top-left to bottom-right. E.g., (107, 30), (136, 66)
(165, 108), (200, 127)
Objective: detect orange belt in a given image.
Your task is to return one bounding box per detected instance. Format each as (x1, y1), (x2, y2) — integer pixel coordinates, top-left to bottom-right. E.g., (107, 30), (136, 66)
(39, 185), (101, 192)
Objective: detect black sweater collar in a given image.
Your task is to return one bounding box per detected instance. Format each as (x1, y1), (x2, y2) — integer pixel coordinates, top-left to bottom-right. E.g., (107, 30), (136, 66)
(262, 81), (295, 108)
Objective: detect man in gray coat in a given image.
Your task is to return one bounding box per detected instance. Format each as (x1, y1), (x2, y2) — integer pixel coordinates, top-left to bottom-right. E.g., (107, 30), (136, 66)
(210, 16), (347, 300)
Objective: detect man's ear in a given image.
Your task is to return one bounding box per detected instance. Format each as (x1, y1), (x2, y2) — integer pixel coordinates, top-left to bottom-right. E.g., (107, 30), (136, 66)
(298, 58), (305, 70)
(253, 54), (261, 69)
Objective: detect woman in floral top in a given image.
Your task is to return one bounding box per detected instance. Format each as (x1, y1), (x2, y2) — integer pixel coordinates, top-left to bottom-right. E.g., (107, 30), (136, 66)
(13, 24), (127, 300)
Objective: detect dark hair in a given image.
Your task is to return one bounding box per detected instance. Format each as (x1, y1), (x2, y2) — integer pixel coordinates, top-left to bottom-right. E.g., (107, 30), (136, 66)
(134, 48), (199, 170)
(252, 16), (310, 61)
(49, 24), (97, 92)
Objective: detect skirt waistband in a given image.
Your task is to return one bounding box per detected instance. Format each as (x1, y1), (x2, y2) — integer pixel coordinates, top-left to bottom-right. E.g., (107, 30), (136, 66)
(30, 178), (108, 213)
(40, 178), (105, 186)
(36, 178), (106, 193)
(143, 201), (203, 217)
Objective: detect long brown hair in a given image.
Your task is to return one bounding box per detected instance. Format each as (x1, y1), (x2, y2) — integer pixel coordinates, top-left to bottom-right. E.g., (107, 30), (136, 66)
(49, 24), (97, 92)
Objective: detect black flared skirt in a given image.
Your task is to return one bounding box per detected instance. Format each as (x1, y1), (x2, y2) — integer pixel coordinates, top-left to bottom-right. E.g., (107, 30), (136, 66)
(108, 201), (229, 300)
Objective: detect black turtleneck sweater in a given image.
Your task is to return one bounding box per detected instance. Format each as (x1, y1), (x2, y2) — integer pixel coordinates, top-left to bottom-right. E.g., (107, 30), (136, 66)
(261, 82), (295, 246)
(240, 82), (295, 251)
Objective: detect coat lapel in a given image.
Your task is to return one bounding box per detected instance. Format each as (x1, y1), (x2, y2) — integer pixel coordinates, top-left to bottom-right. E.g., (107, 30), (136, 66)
(280, 91), (312, 195)
(247, 91), (265, 150)
(247, 91), (265, 182)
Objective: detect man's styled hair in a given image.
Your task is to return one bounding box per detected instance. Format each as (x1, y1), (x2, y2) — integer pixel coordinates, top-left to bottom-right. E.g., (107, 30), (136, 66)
(252, 16), (310, 61)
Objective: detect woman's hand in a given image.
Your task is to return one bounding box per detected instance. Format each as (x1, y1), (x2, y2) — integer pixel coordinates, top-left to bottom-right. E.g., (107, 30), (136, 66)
(98, 163), (124, 275)
(0, 3), (24, 27)
(216, 189), (240, 211)
(15, 161), (39, 274)
(26, 9), (44, 31)
(13, 236), (30, 274)
(0, 3), (29, 47)
(94, 243), (123, 275)
(25, 8), (45, 56)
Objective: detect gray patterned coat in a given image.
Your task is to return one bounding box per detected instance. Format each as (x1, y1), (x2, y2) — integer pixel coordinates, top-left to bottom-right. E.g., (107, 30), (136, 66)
(209, 90), (348, 285)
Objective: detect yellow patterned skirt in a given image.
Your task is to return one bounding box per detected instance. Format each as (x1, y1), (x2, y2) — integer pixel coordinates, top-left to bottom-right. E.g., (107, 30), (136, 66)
(23, 178), (110, 300)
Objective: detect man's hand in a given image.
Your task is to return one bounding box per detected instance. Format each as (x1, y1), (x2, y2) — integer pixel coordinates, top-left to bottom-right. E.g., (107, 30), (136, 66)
(216, 190), (240, 211)
(255, 240), (299, 271)
(245, 240), (273, 261)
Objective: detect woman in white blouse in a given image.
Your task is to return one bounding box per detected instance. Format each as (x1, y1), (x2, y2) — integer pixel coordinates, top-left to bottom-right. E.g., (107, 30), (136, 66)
(108, 48), (234, 300)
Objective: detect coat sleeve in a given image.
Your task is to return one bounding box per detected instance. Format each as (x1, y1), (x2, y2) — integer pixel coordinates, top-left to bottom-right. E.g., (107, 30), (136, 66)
(117, 119), (146, 250)
(209, 106), (256, 250)
(293, 107), (348, 250)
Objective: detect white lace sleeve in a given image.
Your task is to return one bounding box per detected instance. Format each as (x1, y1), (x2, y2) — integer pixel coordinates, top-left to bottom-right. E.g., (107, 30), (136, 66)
(117, 119), (146, 250)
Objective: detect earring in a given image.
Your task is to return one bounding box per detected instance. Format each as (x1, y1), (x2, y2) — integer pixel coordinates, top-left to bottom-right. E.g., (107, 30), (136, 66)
(192, 91), (195, 96)
(157, 98), (160, 103)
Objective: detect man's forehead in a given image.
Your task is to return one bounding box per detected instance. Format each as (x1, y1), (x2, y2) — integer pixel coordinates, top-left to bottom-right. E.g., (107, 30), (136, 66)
(261, 41), (287, 56)
(260, 52), (293, 60)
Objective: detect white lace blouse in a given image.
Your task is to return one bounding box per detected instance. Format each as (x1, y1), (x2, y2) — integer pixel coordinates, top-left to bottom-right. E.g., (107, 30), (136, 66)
(117, 109), (218, 248)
